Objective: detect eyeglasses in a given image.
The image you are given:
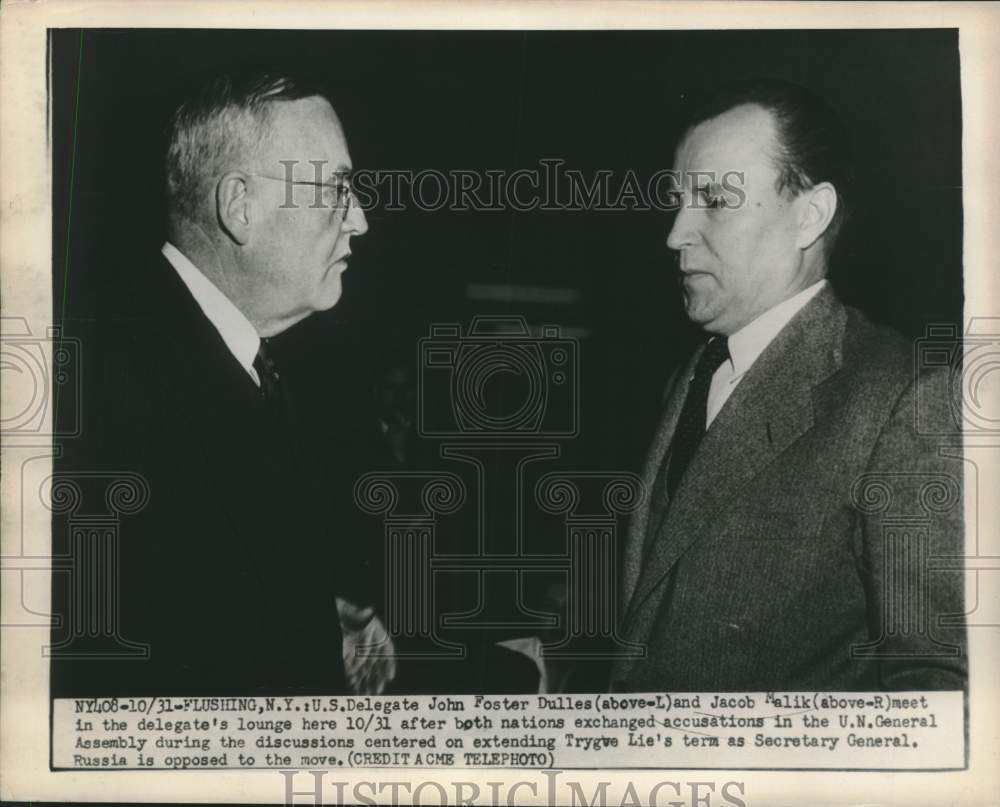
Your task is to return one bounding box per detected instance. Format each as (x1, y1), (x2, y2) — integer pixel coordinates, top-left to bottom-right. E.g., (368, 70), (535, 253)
(248, 171), (356, 213)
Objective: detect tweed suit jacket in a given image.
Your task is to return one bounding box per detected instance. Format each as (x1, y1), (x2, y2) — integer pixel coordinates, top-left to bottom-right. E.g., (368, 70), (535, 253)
(611, 285), (966, 692)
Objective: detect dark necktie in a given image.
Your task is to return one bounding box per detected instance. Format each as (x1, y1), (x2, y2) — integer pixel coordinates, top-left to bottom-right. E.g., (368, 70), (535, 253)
(636, 335), (731, 595)
(253, 338), (282, 405)
(665, 335), (731, 499)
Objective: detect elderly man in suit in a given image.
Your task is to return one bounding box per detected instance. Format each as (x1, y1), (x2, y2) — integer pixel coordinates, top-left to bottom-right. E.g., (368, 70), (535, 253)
(50, 73), (394, 697)
(611, 79), (966, 692)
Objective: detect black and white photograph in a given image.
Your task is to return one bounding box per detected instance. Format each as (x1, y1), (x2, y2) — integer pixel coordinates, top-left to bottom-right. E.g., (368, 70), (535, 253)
(1, 2), (998, 805)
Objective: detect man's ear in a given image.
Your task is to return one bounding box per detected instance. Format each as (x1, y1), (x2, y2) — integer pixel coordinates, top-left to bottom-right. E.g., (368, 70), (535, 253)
(797, 181), (837, 250)
(216, 171), (251, 245)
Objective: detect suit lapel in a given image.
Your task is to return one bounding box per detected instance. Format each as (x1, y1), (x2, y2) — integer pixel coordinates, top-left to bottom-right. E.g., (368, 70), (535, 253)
(620, 354), (696, 613)
(623, 287), (847, 652)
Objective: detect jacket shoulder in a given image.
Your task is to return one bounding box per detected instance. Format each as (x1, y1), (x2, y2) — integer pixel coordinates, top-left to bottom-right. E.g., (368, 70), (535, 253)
(839, 304), (915, 396)
(835, 302), (959, 434)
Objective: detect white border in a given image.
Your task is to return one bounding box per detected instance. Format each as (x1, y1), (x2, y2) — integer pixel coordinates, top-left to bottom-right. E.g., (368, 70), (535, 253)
(2, 1), (998, 803)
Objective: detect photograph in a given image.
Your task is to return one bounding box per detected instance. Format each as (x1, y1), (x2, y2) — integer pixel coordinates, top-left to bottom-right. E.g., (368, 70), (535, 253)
(1, 2), (997, 804)
(47, 25), (967, 701)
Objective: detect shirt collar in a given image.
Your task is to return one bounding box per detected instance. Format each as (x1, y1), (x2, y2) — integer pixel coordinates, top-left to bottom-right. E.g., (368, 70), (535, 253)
(726, 280), (827, 378)
(161, 242), (261, 383)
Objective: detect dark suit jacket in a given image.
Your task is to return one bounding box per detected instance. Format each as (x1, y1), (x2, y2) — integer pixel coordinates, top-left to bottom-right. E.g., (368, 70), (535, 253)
(612, 285), (966, 691)
(51, 254), (347, 697)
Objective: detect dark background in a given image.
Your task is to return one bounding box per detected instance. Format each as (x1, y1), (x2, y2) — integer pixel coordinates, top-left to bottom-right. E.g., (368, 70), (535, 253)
(51, 27), (964, 483)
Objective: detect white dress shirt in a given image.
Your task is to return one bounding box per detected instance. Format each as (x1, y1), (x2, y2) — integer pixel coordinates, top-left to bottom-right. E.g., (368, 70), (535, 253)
(706, 280), (827, 427)
(161, 242), (262, 386)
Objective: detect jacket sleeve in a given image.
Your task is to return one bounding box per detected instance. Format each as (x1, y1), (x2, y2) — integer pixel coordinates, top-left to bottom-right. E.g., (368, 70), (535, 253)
(858, 365), (967, 691)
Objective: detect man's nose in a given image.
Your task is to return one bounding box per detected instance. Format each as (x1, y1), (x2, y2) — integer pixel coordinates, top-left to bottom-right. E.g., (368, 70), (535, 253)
(666, 200), (698, 252)
(345, 202), (368, 236)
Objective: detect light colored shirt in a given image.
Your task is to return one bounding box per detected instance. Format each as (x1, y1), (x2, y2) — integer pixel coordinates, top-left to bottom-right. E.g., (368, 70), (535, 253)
(706, 280), (826, 427)
(161, 242), (261, 386)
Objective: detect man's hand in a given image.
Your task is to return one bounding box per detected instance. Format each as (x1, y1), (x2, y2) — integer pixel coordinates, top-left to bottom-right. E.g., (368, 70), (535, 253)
(336, 597), (398, 694)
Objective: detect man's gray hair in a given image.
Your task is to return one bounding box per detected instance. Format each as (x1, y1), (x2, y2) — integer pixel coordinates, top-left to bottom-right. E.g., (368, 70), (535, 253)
(165, 73), (327, 225)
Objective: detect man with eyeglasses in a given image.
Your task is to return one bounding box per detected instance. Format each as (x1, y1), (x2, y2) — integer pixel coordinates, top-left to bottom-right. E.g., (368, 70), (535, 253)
(51, 73), (387, 699)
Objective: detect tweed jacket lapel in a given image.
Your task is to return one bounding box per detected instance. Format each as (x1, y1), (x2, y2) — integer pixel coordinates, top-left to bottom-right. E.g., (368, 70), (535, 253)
(621, 286), (847, 655)
(619, 353), (697, 613)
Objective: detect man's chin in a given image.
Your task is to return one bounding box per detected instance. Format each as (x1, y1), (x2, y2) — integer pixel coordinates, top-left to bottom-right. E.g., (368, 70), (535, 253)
(313, 277), (344, 311)
(684, 298), (725, 331)
(317, 292), (343, 312)
(683, 293), (712, 320)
